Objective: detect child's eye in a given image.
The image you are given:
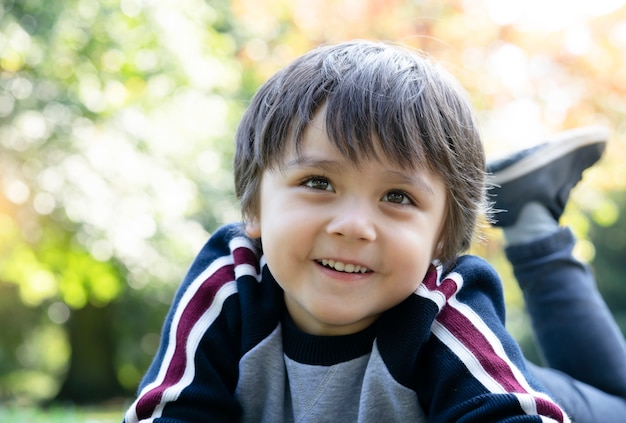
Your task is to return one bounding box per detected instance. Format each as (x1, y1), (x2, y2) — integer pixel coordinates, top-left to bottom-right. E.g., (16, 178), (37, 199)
(304, 177), (334, 191)
(382, 191), (413, 205)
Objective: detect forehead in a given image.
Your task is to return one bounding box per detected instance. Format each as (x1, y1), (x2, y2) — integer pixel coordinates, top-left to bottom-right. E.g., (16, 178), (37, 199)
(280, 104), (429, 175)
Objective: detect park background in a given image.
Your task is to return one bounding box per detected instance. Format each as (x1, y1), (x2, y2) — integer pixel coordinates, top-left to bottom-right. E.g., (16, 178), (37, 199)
(1, 0), (626, 420)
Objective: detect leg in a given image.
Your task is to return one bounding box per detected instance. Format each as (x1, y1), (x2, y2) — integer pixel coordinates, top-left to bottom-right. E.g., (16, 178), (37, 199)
(487, 126), (626, 421)
(507, 227), (626, 397)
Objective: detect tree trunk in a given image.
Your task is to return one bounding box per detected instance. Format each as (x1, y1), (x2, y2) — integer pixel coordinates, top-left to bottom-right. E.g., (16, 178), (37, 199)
(54, 302), (124, 404)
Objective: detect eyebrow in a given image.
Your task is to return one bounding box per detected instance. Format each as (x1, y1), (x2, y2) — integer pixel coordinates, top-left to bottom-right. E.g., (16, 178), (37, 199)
(285, 155), (435, 195)
(383, 169), (435, 195)
(284, 156), (345, 174)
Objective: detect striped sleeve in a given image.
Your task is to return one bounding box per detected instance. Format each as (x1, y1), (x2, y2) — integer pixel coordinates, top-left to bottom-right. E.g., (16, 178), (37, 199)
(416, 255), (570, 423)
(124, 224), (262, 423)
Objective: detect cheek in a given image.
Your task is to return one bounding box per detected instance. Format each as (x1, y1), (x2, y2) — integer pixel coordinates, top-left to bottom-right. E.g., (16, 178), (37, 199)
(393, 231), (440, 283)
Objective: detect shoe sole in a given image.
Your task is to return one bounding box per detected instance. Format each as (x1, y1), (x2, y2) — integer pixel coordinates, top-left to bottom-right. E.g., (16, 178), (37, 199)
(489, 126), (610, 185)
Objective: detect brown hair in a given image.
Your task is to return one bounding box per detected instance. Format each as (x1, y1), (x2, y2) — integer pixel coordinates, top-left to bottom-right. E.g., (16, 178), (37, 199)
(234, 40), (489, 268)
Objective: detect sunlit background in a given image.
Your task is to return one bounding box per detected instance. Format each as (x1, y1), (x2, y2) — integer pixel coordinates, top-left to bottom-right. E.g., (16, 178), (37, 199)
(1, 0), (626, 410)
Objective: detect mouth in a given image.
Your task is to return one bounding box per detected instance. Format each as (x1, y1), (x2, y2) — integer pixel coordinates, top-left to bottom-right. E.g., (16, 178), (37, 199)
(317, 259), (370, 274)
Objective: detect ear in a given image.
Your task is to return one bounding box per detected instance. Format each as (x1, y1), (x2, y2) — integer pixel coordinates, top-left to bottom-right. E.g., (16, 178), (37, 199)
(245, 215), (261, 239)
(433, 240), (444, 260)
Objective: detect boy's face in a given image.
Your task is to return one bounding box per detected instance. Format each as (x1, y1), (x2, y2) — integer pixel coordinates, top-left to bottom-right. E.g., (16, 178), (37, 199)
(245, 108), (447, 336)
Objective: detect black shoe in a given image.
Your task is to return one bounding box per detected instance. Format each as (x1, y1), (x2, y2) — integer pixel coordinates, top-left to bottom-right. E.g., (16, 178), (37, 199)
(487, 126), (609, 227)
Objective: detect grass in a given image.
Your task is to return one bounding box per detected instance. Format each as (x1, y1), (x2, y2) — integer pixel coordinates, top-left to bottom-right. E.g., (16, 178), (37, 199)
(0, 405), (123, 423)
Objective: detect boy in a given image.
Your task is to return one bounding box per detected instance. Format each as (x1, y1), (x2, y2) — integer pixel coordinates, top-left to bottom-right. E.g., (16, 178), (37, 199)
(124, 40), (569, 422)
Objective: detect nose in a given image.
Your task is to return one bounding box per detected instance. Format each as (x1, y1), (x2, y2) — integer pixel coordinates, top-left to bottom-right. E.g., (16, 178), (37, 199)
(325, 198), (377, 241)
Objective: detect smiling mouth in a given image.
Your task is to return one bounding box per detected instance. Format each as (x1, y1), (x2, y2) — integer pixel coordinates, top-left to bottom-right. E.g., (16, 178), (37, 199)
(317, 259), (370, 274)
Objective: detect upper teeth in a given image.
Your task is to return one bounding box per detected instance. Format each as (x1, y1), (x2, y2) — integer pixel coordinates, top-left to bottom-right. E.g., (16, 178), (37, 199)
(320, 259), (369, 273)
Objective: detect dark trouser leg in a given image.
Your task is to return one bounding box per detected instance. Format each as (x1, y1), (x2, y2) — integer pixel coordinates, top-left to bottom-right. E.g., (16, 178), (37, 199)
(507, 228), (626, 420)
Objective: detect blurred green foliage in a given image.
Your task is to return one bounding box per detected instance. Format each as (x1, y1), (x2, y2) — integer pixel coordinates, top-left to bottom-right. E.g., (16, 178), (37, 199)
(0, 404), (120, 423)
(1, 0), (626, 406)
(591, 191), (626, 325)
(0, 0), (246, 404)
